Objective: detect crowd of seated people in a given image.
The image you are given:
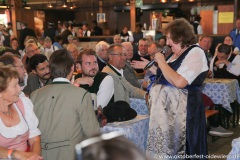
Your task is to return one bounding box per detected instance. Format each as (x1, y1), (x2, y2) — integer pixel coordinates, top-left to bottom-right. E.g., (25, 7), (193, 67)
(1, 19), (240, 160)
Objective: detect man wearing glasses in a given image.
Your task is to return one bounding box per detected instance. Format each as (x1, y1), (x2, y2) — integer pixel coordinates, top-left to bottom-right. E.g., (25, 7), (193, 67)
(0, 54), (27, 96)
(102, 44), (146, 104)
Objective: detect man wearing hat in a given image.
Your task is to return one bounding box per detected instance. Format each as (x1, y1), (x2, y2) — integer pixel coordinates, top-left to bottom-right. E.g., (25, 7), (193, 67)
(102, 44), (146, 104)
(44, 22), (57, 43)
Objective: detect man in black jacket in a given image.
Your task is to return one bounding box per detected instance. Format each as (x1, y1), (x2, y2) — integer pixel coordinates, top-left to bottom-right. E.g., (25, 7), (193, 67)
(19, 22), (36, 50)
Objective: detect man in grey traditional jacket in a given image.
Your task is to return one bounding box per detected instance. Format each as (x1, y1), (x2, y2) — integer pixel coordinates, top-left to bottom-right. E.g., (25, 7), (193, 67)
(30, 49), (100, 160)
(102, 44), (146, 104)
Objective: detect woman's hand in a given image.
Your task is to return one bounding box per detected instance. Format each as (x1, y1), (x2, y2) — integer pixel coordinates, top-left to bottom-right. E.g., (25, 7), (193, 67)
(154, 52), (166, 66)
(207, 70), (213, 78)
(130, 57), (149, 69)
(13, 150), (43, 160)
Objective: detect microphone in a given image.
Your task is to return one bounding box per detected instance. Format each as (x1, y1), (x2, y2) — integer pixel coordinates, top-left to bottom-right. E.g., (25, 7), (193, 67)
(144, 46), (171, 70)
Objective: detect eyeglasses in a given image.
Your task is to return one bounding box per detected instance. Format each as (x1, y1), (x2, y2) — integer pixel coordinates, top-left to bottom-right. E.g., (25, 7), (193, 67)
(75, 131), (124, 160)
(27, 48), (39, 54)
(100, 49), (108, 52)
(14, 65), (25, 70)
(110, 53), (127, 57)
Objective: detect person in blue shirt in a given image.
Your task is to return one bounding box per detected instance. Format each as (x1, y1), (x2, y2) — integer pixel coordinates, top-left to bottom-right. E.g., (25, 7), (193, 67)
(230, 19), (240, 49)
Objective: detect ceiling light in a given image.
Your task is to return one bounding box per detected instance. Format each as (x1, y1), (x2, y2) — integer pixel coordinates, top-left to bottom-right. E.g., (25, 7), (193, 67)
(47, 2), (53, 8)
(160, 0), (168, 3)
(62, 2), (67, 8)
(22, 1), (31, 9)
(0, 0), (9, 9)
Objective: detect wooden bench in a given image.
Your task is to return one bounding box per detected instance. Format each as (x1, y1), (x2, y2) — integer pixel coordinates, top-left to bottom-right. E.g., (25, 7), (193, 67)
(205, 110), (219, 118)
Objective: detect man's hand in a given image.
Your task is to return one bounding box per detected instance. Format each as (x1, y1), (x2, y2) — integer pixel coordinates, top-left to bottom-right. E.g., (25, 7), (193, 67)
(74, 77), (94, 86)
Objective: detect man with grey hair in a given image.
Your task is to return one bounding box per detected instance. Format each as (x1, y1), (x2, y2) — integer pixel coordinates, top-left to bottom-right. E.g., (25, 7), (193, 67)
(95, 41), (110, 71)
(102, 44), (146, 103)
(122, 42), (141, 88)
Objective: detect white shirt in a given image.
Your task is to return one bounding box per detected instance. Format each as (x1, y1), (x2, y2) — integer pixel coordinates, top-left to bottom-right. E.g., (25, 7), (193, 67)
(83, 30), (91, 37)
(53, 77), (70, 83)
(169, 46), (209, 84)
(0, 97), (41, 138)
(96, 75), (114, 108)
(44, 45), (59, 60)
(210, 53), (240, 76)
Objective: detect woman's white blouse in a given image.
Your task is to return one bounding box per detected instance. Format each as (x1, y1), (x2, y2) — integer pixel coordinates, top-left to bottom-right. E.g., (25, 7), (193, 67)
(168, 46), (209, 84)
(0, 97), (41, 139)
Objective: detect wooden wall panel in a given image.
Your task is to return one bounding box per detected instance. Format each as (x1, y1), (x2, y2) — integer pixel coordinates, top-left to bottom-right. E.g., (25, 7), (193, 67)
(218, 5), (234, 35)
(200, 10), (213, 34)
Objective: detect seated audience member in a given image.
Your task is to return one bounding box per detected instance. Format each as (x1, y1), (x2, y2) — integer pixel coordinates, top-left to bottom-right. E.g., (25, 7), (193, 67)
(122, 42), (141, 88)
(131, 38), (150, 74)
(10, 38), (22, 58)
(223, 36), (239, 54)
(0, 54), (27, 94)
(67, 43), (80, 72)
(0, 63), (42, 160)
(131, 42), (164, 90)
(95, 41), (110, 71)
(102, 44), (146, 104)
(74, 49), (114, 109)
(30, 49), (100, 160)
(78, 27), (83, 37)
(113, 34), (122, 44)
(67, 35), (74, 44)
(78, 132), (148, 160)
(210, 43), (240, 82)
(120, 26), (134, 43)
(82, 23), (91, 37)
(23, 54), (51, 97)
(198, 35), (213, 64)
(207, 44), (239, 137)
(145, 35), (154, 44)
(72, 37), (83, 51)
(37, 37), (44, 47)
(43, 36), (59, 60)
(52, 35), (63, 49)
(22, 43), (41, 73)
(214, 36), (239, 56)
(158, 36), (166, 48)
